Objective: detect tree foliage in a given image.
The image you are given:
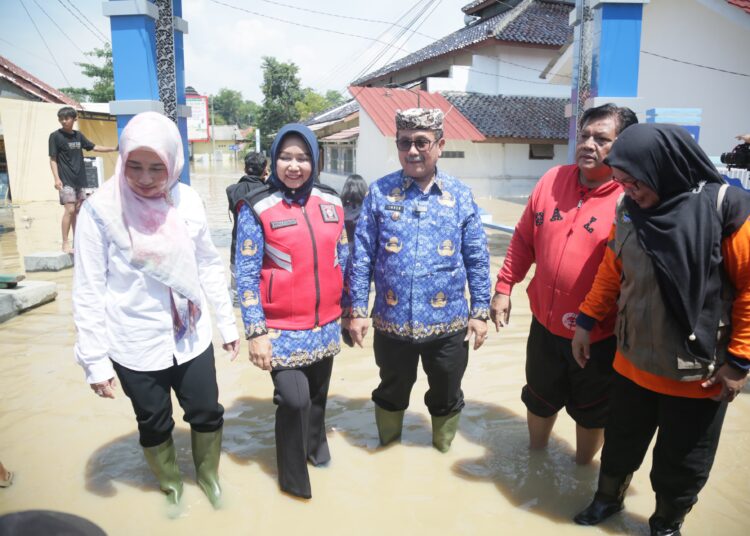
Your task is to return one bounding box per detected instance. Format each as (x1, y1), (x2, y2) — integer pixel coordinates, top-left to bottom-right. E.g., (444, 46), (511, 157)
(295, 88), (345, 121)
(257, 57), (304, 143)
(210, 88), (259, 128)
(60, 44), (114, 103)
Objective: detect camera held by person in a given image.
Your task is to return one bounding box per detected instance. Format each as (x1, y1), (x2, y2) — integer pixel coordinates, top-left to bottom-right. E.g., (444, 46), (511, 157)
(720, 134), (750, 170)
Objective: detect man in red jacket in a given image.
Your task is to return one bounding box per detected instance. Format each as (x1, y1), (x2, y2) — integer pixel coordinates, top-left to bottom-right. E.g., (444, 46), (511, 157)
(490, 103), (637, 465)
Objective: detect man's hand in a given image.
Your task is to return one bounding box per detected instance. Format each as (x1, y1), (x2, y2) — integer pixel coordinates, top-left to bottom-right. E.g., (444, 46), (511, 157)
(465, 318), (488, 350)
(347, 317), (370, 348)
(735, 134), (750, 144)
(223, 339), (240, 361)
(702, 363), (748, 402)
(490, 292), (511, 331)
(571, 326), (591, 368)
(54, 178), (63, 191)
(248, 334), (273, 371)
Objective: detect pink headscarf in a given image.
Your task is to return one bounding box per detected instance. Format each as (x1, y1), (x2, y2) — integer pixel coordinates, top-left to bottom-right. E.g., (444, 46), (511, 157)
(86, 112), (201, 339)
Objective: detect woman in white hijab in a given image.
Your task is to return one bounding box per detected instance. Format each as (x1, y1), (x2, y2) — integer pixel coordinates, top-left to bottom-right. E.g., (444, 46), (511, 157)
(73, 112), (239, 508)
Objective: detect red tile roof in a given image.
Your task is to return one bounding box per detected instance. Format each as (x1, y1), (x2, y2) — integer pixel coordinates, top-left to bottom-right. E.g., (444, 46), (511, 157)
(349, 86), (485, 142)
(727, 0), (750, 14)
(0, 54), (80, 107)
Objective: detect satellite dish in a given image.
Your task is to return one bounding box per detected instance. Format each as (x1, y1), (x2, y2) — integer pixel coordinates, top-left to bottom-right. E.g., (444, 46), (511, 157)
(464, 14), (480, 26)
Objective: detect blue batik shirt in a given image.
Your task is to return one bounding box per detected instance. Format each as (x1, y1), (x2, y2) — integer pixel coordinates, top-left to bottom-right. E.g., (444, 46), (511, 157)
(344, 169), (490, 341)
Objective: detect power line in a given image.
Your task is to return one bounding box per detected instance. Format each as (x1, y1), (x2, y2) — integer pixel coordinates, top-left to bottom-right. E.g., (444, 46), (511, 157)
(348, 0), (439, 87)
(207, 0), (413, 54)
(64, 0), (110, 44)
(18, 0), (72, 86)
(0, 37), (57, 65)
(54, 0), (108, 45)
(641, 50), (749, 78)
(312, 1), (432, 89)
(33, 0), (85, 54)
(376, 0), (443, 72)
(250, 0), (438, 40)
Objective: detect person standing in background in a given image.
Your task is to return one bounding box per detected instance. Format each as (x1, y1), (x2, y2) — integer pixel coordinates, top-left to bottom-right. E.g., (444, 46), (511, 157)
(49, 106), (116, 254)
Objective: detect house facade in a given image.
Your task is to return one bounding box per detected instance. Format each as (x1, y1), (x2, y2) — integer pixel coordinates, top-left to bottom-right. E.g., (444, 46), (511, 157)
(310, 0), (576, 197)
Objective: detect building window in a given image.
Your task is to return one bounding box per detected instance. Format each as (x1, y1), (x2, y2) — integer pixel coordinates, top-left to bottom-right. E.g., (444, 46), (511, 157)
(441, 151), (465, 158)
(324, 144), (355, 174)
(529, 143), (554, 160)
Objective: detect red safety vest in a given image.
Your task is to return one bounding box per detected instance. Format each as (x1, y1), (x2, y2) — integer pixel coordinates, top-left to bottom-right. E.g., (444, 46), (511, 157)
(250, 186), (344, 330)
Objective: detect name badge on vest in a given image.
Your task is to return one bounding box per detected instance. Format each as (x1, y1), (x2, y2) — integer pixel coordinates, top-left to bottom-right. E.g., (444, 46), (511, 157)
(320, 204), (339, 223)
(385, 204), (404, 213)
(270, 219), (298, 230)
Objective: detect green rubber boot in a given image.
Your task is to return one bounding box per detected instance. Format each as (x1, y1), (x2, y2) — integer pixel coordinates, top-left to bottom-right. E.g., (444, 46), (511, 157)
(432, 411), (461, 453)
(191, 428), (223, 508)
(375, 405), (405, 446)
(143, 436), (183, 506)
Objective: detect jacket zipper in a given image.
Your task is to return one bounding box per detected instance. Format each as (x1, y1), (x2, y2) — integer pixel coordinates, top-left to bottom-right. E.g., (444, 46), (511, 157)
(547, 188), (587, 326)
(268, 269), (274, 302)
(301, 205), (321, 326)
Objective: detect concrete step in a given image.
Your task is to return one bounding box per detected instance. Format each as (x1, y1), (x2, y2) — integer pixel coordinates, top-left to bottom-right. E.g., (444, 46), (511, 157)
(24, 252), (74, 272)
(0, 280), (58, 323)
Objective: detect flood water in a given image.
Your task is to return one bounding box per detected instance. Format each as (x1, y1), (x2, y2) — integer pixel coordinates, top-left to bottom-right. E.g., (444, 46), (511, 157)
(1, 163), (748, 535)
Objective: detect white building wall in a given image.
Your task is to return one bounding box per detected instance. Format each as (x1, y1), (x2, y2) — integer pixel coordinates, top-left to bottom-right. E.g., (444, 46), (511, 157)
(347, 110), (568, 198)
(426, 45), (570, 98)
(638, 0), (750, 156)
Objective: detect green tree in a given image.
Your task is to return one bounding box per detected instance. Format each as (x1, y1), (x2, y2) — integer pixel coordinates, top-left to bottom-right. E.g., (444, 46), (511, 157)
(295, 88), (346, 121)
(211, 88), (260, 128)
(60, 44), (114, 103)
(257, 57), (303, 143)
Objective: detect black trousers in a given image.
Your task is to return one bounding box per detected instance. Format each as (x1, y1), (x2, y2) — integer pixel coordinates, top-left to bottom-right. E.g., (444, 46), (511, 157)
(372, 329), (469, 417)
(271, 357), (334, 498)
(113, 344), (224, 448)
(601, 373), (728, 509)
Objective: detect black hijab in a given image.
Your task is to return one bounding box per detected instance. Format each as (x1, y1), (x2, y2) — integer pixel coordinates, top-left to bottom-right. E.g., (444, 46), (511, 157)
(605, 124), (735, 361)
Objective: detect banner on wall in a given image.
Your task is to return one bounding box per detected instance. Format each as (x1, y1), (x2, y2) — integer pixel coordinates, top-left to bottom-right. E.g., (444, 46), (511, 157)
(187, 95), (210, 142)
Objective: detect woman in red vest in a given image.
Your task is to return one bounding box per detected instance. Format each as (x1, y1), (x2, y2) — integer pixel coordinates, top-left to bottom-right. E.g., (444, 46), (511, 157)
(234, 124), (349, 499)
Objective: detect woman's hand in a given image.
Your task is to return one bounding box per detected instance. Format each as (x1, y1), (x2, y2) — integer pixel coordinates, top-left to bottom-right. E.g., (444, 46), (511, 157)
(223, 339), (240, 361)
(571, 326), (591, 368)
(90, 378), (117, 399)
(248, 334), (273, 371)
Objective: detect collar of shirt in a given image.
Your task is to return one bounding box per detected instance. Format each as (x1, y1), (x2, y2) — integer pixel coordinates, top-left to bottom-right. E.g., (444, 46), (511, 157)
(400, 169), (445, 195)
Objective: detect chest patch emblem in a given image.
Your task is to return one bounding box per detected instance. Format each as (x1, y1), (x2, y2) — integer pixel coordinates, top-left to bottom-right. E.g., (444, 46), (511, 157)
(320, 204), (339, 223)
(387, 187), (405, 202)
(385, 237), (403, 253)
(437, 240), (455, 256)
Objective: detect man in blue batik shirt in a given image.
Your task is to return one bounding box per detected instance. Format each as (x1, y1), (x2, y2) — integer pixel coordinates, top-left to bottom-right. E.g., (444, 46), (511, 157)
(344, 108), (490, 452)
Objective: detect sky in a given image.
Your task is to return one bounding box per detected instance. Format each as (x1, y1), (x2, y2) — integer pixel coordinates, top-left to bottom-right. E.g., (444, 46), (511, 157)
(0, 0), (473, 103)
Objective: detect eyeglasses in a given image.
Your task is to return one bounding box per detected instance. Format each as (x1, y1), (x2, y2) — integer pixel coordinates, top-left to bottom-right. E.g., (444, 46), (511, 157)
(395, 137), (438, 152)
(612, 176), (640, 191)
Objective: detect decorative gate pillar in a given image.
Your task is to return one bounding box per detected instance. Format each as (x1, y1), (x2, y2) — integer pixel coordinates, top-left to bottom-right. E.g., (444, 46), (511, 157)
(103, 0), (191, 183)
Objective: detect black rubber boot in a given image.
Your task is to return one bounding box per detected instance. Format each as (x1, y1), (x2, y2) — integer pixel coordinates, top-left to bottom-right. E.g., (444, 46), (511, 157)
(574, 472), (633, 526)
(648, 496), (691, 536)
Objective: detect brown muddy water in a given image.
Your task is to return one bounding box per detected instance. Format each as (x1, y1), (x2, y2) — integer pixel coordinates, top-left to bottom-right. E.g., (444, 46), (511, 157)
(0, 163), (748, 535)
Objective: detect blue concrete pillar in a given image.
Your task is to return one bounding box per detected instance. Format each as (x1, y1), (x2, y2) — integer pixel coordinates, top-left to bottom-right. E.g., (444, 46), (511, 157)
(591, 1), (644, 99)
(104, 0), (191, 184)
(568, 0), (647, 162)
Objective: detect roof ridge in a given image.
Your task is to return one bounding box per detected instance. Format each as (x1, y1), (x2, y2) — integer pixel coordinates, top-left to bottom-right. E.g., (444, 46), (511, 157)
(0, 54), (80, 107)
(492, 0), (535, 38)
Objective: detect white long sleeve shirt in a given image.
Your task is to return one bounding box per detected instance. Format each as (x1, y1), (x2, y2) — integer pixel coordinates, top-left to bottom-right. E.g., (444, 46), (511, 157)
(73, 183), (239, 384)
